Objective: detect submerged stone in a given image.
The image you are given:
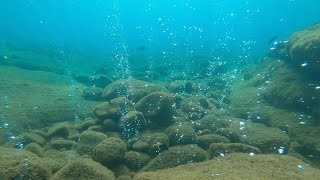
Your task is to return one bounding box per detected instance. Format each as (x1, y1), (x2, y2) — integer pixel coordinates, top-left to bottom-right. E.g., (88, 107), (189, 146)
(76, 130), (108, 155)
(0, 146), (52, 179)
(142, 144), (208, 171)
(165, 122), (197, 146)
(135, 92), (175, 126)
(102, 79), (166, 102)
(93, 137), (127, 168)
(208, 143), (261, 158)
(51, 158), (115, 180)
(93, 97), (134, 120)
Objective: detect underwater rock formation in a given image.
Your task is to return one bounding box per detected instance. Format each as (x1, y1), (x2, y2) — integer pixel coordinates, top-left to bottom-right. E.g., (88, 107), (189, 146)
(285, 24), (320, 74)
(142, 144), (208, 171)
(208, 143), (261, 158)
(135, 91), (175, 127)
(73, 73), (113, 88)
(134, 153), (320, 180)
(125, 151), (151, 171)
(76, 130), (108, 155)
(0, 146), (52, 179)
(93, 97), (134, 120)
(51, 159), (115, 180)
(93, 137), (127, 168)
(102, 79), (166, 102)
(165, 122), (197, 146)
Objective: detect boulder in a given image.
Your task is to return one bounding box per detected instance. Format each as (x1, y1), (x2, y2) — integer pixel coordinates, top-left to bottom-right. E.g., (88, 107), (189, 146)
(165, 122), (197, 146)
(180, 97), (208, 120)
(132, 141), (149, 153)
(142, 144), (208, 171)
(140, 132), (170, 156)
(196, 134), (230, 149)
(47, 123), (70, 139)
(44, 149), (79, 173)
(93, 97), (134, 120)
(73, 73), (113, 88)
(286, 24), (320, 74)
(135, 92), (175, 126)
(82, 87), (103, 100)
(93, 137), (127, 168)
(125, 151), (151, 171)
(134, 153), (320, 180)
(76, 130), (108, 155)
(24, 143), (44, 157)
(119, 111), (147, 141)
(0, 146), (52, 179)
(23, 132), (47, 146)
(102, 79), (166, 102)
(50, 139), (76, 150)
(51, 158), (115, 180)
(209, 143), (261, 158)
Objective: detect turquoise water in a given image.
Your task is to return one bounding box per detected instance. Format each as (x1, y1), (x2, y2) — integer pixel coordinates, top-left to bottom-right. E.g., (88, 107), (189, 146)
(0, 1), (320, 179)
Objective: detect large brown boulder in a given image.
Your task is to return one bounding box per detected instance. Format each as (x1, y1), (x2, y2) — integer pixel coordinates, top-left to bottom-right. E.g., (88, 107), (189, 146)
(102, 79), (166, 102)
(51, 158), (115, 180)
(0, 146), (52, 179)
(286, 24), (320, 74)
(135, 92), (175, 126)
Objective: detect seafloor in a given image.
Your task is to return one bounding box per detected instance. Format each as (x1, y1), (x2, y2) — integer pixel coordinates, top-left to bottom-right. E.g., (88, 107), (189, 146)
(0, 24), (320, 180)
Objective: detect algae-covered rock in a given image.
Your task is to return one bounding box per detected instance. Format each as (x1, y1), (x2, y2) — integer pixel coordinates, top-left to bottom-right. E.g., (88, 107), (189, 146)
(47, 123), (70, 139)
(134, 153), (320, 180)
(180, 97), (208, 120)
(93, 97), (134, 120)
(193, 114), (232, 132)
(135, 92), (175, 126)
(51, 158), (115, 180)
(73, 73), (113, 88)
(0, 146), (52, 179)
(102, 118), (119, 131)
(23, 132), (47, 146)
(219, 120), (290, 153)
(44, 149), (80, 173)
(208, 143), (261, 158)
(132, 141), (149, 153)
(285, 24), (320, 74)
(125, 151), (151, 171)
(119, 111), (147, 140)
(142, 144), (208, 171)
(102, 79), (166, 102)
(196, 134), (230, 149)
(93, 137), (127, 168)
(24, 143), (44, 157)
(261, 61), (317, 109)
(168, 80), (188, 93)
(112, 164), (132, 179)
(82, 87), (103, 100)
(76, 130), (108, 155)
(140, 132), (170, 156)
(165, 122), (197, 146)
(50, 139), (76, 150)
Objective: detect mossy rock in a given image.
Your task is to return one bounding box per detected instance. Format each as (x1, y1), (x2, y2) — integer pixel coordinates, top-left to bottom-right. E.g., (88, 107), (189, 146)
(102, 79), (166, 103)
(208, 143), (261, 158)
(0, 146), (52, 179)
(93, 137), (127, 168)
(51, 158), (115, 180)
(76, 130), (108, 155)
(135, 92), (175, 126)
(93, 97), (134, 120)
(142, 144), (208, 171)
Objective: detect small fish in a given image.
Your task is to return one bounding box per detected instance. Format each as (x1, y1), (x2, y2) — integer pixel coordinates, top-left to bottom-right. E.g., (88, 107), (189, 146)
(268, 35), (278, 45)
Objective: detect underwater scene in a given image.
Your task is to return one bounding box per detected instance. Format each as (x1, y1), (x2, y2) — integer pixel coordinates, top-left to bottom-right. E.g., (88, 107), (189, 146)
(1, 0), (320, 179)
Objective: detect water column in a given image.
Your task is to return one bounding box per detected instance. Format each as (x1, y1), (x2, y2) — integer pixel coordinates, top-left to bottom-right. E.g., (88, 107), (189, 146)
(105, 0), (137, 140)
